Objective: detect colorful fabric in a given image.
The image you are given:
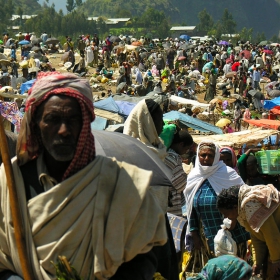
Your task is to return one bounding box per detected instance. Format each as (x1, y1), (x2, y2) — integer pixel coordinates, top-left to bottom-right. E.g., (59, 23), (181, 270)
(238, 184), (280, 232)
(0, 101), (23, 132)
(17, 72), (95, 180)
(184, 141), (244, 234)
(189, 180), (250, 252)
(187, 255), (252, 280)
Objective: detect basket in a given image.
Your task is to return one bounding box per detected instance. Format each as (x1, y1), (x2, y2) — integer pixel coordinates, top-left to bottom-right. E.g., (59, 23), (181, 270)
(255, 150), (280, 175)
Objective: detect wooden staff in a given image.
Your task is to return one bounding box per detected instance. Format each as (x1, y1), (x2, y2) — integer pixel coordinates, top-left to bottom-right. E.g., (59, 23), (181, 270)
(0, 116), (35, 280)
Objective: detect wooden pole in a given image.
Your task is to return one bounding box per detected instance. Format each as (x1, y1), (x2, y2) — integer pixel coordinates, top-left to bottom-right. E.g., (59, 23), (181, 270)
(0, 116), (35, 280)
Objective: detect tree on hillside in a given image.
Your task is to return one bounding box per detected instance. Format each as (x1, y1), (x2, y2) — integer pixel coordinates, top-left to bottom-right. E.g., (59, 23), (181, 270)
(196, 9), (214, 33)
(254, 32), (266, 43)
(66, 0), (76, 13)
(238, 27), (253, 42)
(220, 9), (236, 35)
(137, 8), (170, 38)
(75, 0), (83, 7)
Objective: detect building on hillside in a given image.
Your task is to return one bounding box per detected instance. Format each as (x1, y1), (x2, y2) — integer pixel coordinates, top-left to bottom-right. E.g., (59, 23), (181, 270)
(170, 26), (197, 38)
(87, 17), (130, 28)
(221, 34), (240, 38)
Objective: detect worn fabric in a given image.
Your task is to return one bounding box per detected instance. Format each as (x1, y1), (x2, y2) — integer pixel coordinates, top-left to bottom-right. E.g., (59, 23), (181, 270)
(17, 72), (95, 180)
(123, 99), (166, 160)
(0, 156), (167, 280)
(165, 148), (187, 216)
(238, 184), (280, 232)
(184, 141), (244, 234)
(187, 255), (252, 280)
(189, 180), (250, 252)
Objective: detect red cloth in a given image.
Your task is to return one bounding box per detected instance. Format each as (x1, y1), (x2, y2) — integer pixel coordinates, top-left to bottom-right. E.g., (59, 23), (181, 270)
(25, 34), (31, 41)
(231, 62), (240, 72)
(243, 118), (280, 130)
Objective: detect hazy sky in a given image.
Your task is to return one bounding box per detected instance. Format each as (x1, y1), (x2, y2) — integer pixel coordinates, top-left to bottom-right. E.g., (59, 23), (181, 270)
(38, 0), (85, 13)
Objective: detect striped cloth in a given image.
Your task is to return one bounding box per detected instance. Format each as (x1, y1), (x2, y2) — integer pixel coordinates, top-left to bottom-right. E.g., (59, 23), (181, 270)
(165, 148), (187, 216)
(189, 179), (250, 253)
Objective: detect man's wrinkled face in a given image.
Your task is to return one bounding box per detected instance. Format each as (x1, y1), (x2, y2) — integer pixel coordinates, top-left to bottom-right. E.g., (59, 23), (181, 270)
(36, 95), (82, 162)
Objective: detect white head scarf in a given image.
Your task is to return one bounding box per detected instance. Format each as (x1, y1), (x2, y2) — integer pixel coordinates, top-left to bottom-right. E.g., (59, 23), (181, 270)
(123, 99), (166, 160)
(184, 141), (244, 234)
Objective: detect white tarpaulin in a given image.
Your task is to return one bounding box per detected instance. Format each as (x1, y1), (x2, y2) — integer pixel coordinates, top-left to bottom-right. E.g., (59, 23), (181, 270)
(170, 95), (210, 109)
(192, 128), (280, 148)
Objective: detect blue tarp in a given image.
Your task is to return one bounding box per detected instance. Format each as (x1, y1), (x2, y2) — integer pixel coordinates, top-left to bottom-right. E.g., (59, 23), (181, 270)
(115, 101), (136, 116)
(264, 97), (280, 110)
(20, 79), (36, 93)
(179, 35), (190, 41)
(94, 96), (120, 114)
(163, 111), (223, 134)
(91, 116), (107, 131)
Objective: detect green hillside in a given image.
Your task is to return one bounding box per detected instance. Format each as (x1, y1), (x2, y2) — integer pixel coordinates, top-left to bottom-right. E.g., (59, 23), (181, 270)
(79, 0), (280, 38)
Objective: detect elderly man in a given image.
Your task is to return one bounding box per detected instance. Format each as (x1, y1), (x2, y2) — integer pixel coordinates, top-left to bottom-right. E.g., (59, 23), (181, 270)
(0, 72), (166, 279)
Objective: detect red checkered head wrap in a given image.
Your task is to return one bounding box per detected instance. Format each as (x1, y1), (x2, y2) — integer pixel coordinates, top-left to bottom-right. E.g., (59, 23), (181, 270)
(17, 72), (95, 180)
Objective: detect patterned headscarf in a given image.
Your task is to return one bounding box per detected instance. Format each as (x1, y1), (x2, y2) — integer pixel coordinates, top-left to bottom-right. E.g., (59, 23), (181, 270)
(17, 72), (95, 180)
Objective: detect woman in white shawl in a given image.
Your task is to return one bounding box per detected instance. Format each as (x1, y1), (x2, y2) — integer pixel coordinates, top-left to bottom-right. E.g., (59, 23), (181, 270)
(184, 141), (250, 258)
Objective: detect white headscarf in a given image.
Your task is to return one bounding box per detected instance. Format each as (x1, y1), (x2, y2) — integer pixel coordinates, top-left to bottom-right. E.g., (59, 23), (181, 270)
(184, 141), (244, 234)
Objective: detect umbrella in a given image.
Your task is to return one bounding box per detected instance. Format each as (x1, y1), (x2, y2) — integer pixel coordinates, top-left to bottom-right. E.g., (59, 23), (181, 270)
(31, 38), (42, 44)
(215, 118), (231, 128)
(265, 81), (279, 90)
(249, 64), (260, 71)
(248, 90), (262, 98)
(263, 49), (273, 55)
(239, 50), (251, 59)
(273, 65), (280, 70)
(234, 46), (241, 51)
(45, 37), (59, 45)
(179, 35), (190, 41)
(225, 71), (236, 78)
(16, 77), (27, 85)
(0, 59), (11, 66)
(186, 44), (195, 50)
(268, 89), (280, 98)
(93, 130), (172, 187)
(31, 46), (40, 51)
(18, 40), (30, 45)
(270, 43), (280, 47)
(109, 36), (121, 43)
(131, 41), (142, 46)
(178, 56), (186, 61)
(231, 93), (243, 100)
(27, 52), (42, 59)
(258, 40), (270, 46)
(218, 40), (229, 45)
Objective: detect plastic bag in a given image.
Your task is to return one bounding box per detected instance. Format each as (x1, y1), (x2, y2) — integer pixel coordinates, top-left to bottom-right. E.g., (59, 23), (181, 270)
(214, 218), (237, 256)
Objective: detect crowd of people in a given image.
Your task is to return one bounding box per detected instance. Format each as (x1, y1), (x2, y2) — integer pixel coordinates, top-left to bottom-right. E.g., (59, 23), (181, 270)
(0, 31), (280, 280)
